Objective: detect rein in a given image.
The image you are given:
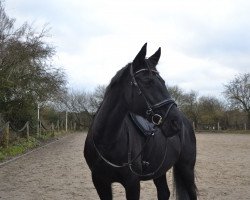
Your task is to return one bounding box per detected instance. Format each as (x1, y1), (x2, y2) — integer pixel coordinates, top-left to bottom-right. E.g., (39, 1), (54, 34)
(92, 63), (177, 177)
(92, 130), (151, 168)
(91, 100), (152, 169)
(92, 101), (175, 177)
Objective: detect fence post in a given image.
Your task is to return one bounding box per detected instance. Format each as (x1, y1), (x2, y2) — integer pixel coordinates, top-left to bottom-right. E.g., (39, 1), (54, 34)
(39, 120), (42, 135)
(74, 122), (76, 131)
(57, 120), (59, 132)
(26, 121), (30, 140)
(65, 111), (68, 132)
(60, 120), (64, 130)
(3, 122), (10, 148)
(37, 120), (39, 136)
(51, 123), (55, 137)
(70, 122), (73, 131)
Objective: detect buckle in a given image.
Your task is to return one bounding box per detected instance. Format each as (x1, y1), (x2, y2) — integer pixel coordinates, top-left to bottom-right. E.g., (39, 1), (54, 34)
(151, 114), (162, 125)
(146, 109), (153, 115)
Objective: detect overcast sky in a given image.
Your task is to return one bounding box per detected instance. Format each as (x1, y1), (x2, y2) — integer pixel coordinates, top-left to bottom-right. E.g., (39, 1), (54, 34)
(4, 0), (250, 97)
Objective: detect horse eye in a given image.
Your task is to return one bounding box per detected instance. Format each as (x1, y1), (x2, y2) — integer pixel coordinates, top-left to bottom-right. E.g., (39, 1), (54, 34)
(143, 78), (154, 86)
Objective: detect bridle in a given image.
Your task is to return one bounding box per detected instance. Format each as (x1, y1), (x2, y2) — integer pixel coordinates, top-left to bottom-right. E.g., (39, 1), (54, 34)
(92, 62), (177, 177)
(130, 62), (177, 126)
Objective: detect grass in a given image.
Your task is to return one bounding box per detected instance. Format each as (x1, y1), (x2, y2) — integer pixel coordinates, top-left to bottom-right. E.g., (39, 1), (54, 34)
(0, 131), (66, 162)
(0, 151), (5, 161)
(0, 137), (39, 161)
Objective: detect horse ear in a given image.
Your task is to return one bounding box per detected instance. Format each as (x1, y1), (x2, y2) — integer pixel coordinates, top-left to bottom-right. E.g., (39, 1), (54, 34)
(133, 43), (147, 66)
(148, 47), (161, 67)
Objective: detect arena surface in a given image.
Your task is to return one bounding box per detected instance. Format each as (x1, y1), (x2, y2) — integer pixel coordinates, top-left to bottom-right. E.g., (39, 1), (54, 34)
(0, 132), (249, 200)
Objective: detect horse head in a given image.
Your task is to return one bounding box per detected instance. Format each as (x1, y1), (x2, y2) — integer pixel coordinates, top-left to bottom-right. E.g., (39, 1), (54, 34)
(125, 43), (174, 125)
(104, 43), (175, 126)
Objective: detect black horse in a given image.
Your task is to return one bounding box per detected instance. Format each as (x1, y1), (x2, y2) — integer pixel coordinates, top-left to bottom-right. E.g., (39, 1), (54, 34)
(84, 43), (197, 200)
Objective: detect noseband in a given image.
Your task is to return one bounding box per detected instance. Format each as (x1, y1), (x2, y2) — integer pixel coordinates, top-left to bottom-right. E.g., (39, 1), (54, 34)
(130, 63), (176, 126)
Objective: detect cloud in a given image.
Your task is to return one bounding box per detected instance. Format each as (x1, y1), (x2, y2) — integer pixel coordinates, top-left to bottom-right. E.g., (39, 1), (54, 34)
(5, 0), (250, 97)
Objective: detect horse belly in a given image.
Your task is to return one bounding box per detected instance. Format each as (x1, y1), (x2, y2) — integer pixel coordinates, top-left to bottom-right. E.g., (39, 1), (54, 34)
(140, 134), (181, 180)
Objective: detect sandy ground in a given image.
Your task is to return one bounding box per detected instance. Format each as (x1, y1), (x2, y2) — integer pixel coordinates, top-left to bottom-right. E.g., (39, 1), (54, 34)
(0, 132), (249, 200)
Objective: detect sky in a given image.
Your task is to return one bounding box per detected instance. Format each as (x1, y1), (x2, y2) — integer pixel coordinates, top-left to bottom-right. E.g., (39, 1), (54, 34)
(4, 0), (250, 97)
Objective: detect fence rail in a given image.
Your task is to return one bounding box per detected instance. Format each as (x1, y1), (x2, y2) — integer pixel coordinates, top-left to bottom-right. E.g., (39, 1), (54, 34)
(0, 120), (73, 148)
(195, 122), (249, 131)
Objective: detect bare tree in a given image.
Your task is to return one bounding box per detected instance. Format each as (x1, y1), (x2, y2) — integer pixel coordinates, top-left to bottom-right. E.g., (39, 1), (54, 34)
(0, 1), (66, 126)
(89, 85), (106, 113)
(197, 96), (225, 127)
(62, 90), (91, 128)
(224, 73), (250, 129)
(181, 91), (199, 128)
(167, 85), (185, 107)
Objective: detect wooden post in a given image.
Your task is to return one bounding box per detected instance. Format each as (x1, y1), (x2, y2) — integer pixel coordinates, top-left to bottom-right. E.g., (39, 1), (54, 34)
(51, 123), (55, 137)
(60, 120), (63, 130)
(65, 111), (68, 132)
(192, 121), (195, 130)
(3, 122), (10, 148)
(51, 123), (54, 131)
(74, 122), (76, 131)
(37, 103), (40, 136)
(37, 120), (40, 136)
(26, 121), (30, 140)
(57, 120), (59, 132)
(40, 121), (42, 135)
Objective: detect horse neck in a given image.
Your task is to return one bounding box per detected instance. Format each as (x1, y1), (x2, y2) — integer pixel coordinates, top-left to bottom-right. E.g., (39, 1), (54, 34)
(92, 89), (127, 144)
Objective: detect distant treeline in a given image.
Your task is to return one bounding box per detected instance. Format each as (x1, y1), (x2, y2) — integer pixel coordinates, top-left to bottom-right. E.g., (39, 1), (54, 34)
(0, 1), (249, 132)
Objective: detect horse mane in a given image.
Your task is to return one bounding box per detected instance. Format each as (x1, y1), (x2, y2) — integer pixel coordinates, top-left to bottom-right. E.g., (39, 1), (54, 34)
(89, 63), (130, 128)
(104, 63), (130, 98)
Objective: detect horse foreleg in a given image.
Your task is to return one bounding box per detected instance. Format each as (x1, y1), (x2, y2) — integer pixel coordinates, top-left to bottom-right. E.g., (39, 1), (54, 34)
(92, 173), (112, 200)
(123, 179), (140, 200)
(153, 174), (170, 200)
